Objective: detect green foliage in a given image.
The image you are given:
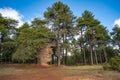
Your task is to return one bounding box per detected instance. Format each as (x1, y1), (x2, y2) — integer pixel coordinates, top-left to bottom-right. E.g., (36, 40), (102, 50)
(12, 23), (54, 63)
(0, 14), (18, 62)
(103, 56), (120, 71)
(106, 47), (119, 60)
(111, 25), (120, 51)
(12, 44), (36, 63)
(0, 41), (16, 62)
(44, 1), (75, 25)
(111, 25), (120, 41)
(109, 56), (120, 71)
(72, 49), (81, 63)
(0, 14), (17, 41)
(66, 49), (82, 65)
(0, 2), (120, 66)
(44, 1), (75, 65)
(67, 56), (76, 65)
(31, 18), (46, 27)
(103, 63), (112, 70)
(76, 10), (110, 65)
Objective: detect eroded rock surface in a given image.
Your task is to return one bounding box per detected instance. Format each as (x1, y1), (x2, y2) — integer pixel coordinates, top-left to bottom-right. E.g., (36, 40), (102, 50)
(38, 44), (53, 66)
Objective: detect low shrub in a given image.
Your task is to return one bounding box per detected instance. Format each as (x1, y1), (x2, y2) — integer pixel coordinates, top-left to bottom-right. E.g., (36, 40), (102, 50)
(109, 56), (120, 71)
(103, 56), (120, 72)
(103, 63), (112, 70)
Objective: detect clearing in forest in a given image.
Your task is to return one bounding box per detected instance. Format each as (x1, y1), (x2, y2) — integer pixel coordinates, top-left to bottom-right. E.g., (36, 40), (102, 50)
(0, 64), (120, 80)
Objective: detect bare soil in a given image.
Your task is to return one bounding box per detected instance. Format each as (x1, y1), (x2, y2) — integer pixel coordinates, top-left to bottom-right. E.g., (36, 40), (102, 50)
(0, 64), (120, 80)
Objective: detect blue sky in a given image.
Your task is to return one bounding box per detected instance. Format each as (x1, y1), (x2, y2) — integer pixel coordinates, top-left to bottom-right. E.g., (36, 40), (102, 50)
(0, 0), (120, 32)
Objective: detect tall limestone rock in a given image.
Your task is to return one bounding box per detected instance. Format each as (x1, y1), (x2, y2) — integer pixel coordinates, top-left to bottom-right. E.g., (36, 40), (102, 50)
(38, 43), (54, 66)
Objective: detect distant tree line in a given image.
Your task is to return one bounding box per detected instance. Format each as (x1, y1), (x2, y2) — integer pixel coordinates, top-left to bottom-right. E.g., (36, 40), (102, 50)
(0, 1), (120, 65)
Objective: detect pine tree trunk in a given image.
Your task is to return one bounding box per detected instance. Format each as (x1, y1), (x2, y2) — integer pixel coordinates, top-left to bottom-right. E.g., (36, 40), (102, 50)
(57, 42), (61, 66)
(100, 52), (102, 64)
(62, 34), (65, 65)
(62, 47), (65, 65)
(103, 48), (108, 63)
(80, 50), (84, 65)
(57, 25), (61, 66)
(83, 48), (86, 65)
(1, 33), (4, 42)
(80, 28), (86, 65)
(52, 54), (54, 64)
(58, 56), (61, 66)
(65, 48), (68, 65)
(94, 50), (98, 64)
(90, 45), (94, 65)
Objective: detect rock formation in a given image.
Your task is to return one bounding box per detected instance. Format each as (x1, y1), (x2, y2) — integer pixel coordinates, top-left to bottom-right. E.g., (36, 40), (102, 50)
(38, 43), (53, 66)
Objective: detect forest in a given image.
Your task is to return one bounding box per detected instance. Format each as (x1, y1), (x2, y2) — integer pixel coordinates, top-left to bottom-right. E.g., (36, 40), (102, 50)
(0, 1), (120, 69)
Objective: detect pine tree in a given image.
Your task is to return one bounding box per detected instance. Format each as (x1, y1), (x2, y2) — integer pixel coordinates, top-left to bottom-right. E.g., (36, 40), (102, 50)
(44, 1), (75, 66)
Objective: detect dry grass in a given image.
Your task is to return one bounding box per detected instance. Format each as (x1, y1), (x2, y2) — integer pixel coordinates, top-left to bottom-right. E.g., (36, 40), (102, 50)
(0, 67), (24, 75)
(64, 65), (103, 70)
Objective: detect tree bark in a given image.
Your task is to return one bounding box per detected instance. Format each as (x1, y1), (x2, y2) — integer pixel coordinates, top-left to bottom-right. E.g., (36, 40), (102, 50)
(65, 48), (68, 65)
(99, 52), (102, 64)
(90, 45), (94, 65)
(103, 48), (108, 63)
(80, 28), (86, 65)
(82, 47), (86, 65)
(62, 34), (65, 65)
(57, 41), (61, 66)
(57, 25), (61, 66)
(94, 50), (98, 64)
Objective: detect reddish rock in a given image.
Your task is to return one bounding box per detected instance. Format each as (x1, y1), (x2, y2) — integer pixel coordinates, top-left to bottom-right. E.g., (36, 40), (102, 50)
(38, 43), (53, 66)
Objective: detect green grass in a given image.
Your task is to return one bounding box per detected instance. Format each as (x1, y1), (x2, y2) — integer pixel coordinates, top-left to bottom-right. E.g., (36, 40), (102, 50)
(64, 65), (103, 70)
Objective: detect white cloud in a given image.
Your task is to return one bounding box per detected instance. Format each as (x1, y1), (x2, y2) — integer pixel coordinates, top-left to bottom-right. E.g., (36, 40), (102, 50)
(0, 7), (24, 27)
(114, 18), (120, 27)
(113, 45), (119, 50)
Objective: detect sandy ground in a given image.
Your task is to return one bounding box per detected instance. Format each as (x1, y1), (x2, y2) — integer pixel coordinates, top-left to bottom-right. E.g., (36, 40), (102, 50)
(0, 64), (120, 80)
